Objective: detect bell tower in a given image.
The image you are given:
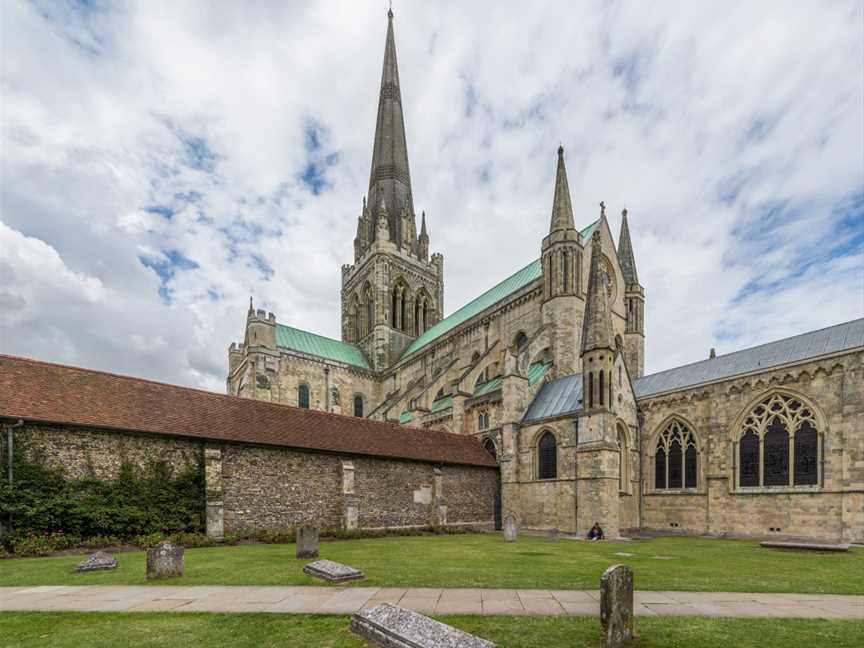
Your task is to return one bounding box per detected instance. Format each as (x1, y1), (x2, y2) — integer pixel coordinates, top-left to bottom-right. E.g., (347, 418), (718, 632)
(340, 9), (444, 370)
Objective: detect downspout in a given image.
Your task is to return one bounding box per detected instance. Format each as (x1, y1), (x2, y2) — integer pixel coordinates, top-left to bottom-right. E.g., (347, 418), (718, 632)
(4, 419), (24, 486)
(324, 366), (331, 412)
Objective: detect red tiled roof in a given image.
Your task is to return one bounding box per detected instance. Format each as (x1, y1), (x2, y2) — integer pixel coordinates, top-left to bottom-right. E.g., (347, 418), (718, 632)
(0, 354), (497, 468)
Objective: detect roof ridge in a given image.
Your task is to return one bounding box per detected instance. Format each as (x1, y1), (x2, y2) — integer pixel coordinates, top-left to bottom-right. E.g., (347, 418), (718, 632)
(637, 317), (864, 382)
(0, 353), (445, 434)
(276, 323), (355, 346)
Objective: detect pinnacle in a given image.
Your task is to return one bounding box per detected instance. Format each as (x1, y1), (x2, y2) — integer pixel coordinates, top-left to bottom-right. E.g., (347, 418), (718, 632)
(581, 231), (616, 355)
(549, 146), (575, 233)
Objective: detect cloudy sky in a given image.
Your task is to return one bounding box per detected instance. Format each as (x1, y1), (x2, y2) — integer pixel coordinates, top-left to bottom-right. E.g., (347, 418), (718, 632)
(1, 0), (862, 392)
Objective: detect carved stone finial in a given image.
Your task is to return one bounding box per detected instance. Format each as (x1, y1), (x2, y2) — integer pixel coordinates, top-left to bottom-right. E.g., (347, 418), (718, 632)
(248, 296), (254, 313)
(599, 200), (606, 217)
(622, 207), (627, 218)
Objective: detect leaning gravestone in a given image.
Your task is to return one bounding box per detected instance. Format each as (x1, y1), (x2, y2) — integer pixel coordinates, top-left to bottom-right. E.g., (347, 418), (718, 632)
(600, 564), (634, 648)
(296, 524), (320, 559)
(74, 551), (117, 572)
(352, 602), (496, 648)
(303, 559), (364, 583)
(146, 541), (184, 580)
(503, 514), (518, 542)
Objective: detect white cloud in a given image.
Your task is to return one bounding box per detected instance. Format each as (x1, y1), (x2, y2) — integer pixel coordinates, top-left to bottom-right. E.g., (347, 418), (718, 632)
(1, 0), (861, 389)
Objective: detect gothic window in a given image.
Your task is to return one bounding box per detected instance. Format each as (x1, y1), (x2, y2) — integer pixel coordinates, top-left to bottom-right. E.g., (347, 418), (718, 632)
(353, 395), (364, 418)
(737, 392), (821, 488)
(350, 293), (361, 342)
(794, 421), (818, 485)
(515, 332), (528, 354)
(298, 384), (310, 409)
(362, 283), (373, 338)
(562, 250), (570, 292)
(739, 431), (760, 487)
(390, 280), (410, 332)
(538, 431), (557, 480)
(617, 426), (627, 491)
(654, 419), (698, 490)
(763, 418), (789, 486)
(478, 410), (490, 431)
(483, 438), (497, 460)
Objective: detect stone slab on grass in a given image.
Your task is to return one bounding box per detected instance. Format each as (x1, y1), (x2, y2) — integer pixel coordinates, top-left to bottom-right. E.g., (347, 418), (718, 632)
(74, 551), (118, 573)
(303, 559), (364, 583)
(351, 602), (496, 647)
(760, 541), (850, 552)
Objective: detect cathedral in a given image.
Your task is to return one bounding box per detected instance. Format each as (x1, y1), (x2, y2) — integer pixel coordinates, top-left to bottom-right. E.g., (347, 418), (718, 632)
(226, 10), (864, 543)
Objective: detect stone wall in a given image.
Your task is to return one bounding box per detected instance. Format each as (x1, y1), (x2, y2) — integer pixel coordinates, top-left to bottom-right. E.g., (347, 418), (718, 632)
(5, 423), (499, 536)
(638, 350), (864, 543)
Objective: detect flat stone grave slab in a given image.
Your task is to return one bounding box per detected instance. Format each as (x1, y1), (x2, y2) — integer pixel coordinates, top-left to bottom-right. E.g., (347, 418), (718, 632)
(352, 602), (496, 648)
(303, 559), (364, 583)
(74, 551), (118, 573)
(760, 541), (850, 552)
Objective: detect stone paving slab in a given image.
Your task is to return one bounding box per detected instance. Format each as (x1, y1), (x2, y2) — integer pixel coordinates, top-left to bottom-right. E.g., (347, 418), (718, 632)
(0, 586), (860, 619)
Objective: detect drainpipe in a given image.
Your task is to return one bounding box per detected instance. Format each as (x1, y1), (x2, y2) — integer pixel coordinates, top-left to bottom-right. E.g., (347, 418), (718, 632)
(637, 411), (644, 531)
(324, 366), (331, 412)
(4, 419), (24, 486)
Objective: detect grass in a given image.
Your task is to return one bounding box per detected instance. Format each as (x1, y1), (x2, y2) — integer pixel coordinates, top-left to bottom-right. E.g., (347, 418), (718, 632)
(1, 612), (862, 648)
(1, 534), (862, 593)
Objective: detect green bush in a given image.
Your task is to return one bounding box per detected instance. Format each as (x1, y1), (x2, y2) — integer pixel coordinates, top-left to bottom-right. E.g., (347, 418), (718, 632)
(10, 533), (55, 557)
(0, 447), (204, 554)
(82, 535), (122, 549)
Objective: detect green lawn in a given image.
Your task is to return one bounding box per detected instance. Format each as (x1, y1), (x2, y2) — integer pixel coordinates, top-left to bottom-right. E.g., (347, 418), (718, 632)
(1, 612), (862, 648)
(1, 534), (862, 593)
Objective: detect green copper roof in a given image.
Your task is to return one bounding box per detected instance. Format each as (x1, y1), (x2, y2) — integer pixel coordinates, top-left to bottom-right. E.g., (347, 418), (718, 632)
(402, 220), (599, 358)
(473, 376), (503, 397)
(430, 395), (453, 413)
(528, 360), (552, 386)
(276, 324), (371, 369)
(399, 410), (413, 424)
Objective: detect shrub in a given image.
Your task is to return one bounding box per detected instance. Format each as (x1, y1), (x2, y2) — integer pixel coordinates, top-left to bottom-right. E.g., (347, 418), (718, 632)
(10, 533), (55, 557)
(82, 535), (122, 549)
(0, 443), (205, 543)
(168, 532), (218, 548)
(132, 533), (166, 550)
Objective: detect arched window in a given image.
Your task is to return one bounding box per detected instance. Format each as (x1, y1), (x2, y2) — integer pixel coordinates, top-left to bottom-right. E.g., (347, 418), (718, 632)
(362, 283), (374, 337)
(353, 395), (364, 418)
(478, 410), (490, 431)
(654, 419), (698, 490)
(538, 431), (557, 480)
(414, 290), (431, 336)
(737, 392), (821, 488)
(514, 332), (529, 354)
(350, 293), (361, 342)
(298, 384), (310, 409)
(390, 280), (410, 331)
(483, 438), (497, 460)
(617, 426), (627, 491)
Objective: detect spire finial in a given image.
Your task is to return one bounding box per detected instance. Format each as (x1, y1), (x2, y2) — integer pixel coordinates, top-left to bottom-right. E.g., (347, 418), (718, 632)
(248, 296), (254, 314)
(388, 0), (393, 20)
(617, 206), (639, 285)
(599, 200), (606, 217)
(557, 143), (564, 157)
(622, 207), (627, 218)
(549, 145), (575, 233)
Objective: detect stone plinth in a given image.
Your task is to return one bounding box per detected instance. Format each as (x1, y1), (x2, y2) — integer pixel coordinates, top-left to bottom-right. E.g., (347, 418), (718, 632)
(600, 564), (634, 648)
(296, 524), (320, 559)
(503, 514), (518, 542)
(74, 551), (117, 572)
(146, 541), (184, 580)
(351, 602), (496, 648)
(303, 559), (363, 583)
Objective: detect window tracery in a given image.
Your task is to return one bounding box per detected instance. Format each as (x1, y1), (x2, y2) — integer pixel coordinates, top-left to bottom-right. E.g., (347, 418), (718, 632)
(654, 419), (698, 490)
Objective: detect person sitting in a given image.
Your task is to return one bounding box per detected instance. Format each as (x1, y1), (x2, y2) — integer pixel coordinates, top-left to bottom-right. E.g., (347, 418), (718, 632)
(587, 523), (604, 541)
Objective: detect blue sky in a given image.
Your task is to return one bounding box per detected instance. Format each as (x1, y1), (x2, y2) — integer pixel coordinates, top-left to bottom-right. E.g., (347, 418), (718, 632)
(1, 0), (862, 391)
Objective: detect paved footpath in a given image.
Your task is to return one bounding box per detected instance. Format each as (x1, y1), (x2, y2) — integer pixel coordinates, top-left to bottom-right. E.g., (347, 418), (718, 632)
(1, 586), (861, 619)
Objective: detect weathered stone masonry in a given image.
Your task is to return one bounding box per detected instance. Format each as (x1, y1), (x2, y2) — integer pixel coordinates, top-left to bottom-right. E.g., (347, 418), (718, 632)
(8, 423), (497, 536)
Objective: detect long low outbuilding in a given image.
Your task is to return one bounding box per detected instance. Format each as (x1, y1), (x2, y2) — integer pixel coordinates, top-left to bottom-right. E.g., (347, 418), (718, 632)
(0, 354), (500, 537)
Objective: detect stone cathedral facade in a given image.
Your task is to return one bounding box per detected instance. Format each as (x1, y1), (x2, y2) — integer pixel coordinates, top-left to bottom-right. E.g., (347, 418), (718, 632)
(227, 11), (864, 543)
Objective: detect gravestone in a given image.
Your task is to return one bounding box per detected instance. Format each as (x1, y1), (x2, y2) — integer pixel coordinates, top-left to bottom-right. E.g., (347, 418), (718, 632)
(296, 524), (320, 559)
(146, 541), (184, 580)
(74, 551), (117, 572)
(548, 528), (560, 541)
(352, 602), (496, 648)
(303, 559), (364, 583)
(503, 514), (518, 542)
(600, 564), (634, 648)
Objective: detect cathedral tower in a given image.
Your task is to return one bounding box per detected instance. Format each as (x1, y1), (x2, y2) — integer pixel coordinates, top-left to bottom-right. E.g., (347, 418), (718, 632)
(617, 209), (644, 377)
(575, 230), (621, 538)
(341, 9), (444, 370)
(541, 146), (584, 375)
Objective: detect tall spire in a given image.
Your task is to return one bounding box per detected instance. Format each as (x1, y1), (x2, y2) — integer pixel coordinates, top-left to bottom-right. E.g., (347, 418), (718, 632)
(581, 231), (616, 354)
(617, 208), (638, 286)
(549, 145), (575, 233)
(367, 8), (414, 248)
